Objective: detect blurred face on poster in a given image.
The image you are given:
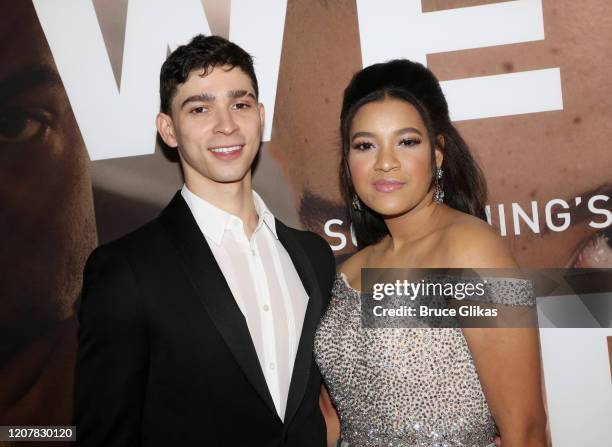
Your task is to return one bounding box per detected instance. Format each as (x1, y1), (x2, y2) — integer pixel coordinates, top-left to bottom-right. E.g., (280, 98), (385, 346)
(268, 0), (612, 268)
(0, 1), (96, 350)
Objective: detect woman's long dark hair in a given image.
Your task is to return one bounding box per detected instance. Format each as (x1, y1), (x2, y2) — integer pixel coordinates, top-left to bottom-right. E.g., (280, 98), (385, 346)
(340, 59), (487, 248)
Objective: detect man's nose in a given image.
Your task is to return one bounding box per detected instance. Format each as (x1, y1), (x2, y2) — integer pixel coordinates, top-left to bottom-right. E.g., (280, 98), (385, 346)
(214, 109), (239, 135)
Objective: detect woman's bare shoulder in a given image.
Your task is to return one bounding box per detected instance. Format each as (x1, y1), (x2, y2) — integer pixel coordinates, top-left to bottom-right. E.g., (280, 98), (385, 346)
(441, 211), (517, 268)
(337, 244), (376, 286)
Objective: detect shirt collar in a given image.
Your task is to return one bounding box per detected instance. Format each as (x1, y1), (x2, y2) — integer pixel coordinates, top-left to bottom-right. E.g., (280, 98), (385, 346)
(181, 185), (277, 245)
(252, 190), (278, 238)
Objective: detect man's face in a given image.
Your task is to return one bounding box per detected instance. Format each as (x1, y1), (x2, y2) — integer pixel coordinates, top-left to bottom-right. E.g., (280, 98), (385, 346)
(0, 1), (96, 347)
(158, 65), (264, 189)
(268, 0), (612, 267)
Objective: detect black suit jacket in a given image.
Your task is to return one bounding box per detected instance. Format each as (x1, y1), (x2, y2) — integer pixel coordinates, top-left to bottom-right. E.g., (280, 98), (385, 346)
(74, 191), (336, 446)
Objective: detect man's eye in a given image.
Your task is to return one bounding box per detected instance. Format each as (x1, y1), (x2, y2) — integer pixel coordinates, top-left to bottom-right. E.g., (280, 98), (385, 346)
(233, 102), (250, 110)
(573, 228), (612, 268)
(191, 106), (207, 114)
(0, 109), (49, 143)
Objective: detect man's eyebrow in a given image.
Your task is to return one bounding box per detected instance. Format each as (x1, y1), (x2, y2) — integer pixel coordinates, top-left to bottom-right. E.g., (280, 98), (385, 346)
(180, 93), (216, 109)
(0, 65), (62, 103)
(227, 90), (256, 100)
(179, 90), (256, 109)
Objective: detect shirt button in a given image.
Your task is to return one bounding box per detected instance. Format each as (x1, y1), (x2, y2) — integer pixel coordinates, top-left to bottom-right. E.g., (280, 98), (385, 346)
(269, 362), (275, 370)
(263, 304), (270, 312)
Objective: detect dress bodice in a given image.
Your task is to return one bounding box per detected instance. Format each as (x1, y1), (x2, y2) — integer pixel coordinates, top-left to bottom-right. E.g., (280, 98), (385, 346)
(314, 273), (534, 447)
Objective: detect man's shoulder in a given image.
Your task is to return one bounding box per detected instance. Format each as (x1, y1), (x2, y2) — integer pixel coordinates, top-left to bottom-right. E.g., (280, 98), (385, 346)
(275, 220), (331, 256)
(88, 215), (168, 269)
(274, 220), (337, 293)
(93, 190), (186, 258)
(108, 216), (165, 251)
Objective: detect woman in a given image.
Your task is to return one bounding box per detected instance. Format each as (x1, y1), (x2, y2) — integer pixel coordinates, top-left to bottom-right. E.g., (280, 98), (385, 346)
(314, 60), (547, 447)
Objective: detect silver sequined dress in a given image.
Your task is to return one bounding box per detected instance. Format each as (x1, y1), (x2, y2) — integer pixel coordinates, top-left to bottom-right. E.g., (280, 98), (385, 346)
(314, 273), (534, 447)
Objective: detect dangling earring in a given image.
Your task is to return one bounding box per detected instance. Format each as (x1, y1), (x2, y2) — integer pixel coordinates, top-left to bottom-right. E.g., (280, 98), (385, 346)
(352, 194), (362, 211)
(433, 167), (444, 204)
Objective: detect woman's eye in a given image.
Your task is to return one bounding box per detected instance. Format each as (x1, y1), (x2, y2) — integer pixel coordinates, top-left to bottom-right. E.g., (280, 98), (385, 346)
(352, 141), (374, 151)
(399, 138), (421, 147)
(0, 108), (50, 143)
(573, 228), (612, 268)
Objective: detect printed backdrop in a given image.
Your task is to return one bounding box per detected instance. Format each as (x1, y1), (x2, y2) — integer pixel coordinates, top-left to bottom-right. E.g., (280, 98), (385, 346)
(1, 1), (611, 445)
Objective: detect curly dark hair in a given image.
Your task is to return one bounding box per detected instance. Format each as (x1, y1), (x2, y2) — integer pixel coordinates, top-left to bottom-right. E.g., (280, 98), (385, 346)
(159, 34), (258, 114)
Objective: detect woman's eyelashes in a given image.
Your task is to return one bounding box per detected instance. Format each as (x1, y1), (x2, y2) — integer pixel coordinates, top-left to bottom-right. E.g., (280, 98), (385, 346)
(352, 140), (375, 151)
(399, 137), (421, 147)
(351, 136), (422, 151)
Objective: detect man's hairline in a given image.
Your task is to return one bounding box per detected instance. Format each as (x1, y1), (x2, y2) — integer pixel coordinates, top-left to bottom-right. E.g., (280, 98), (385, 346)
(163, 63), (259, 116)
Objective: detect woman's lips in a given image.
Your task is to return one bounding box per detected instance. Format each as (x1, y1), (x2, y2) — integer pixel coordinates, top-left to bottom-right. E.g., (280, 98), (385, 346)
(373, 180), (405, 192)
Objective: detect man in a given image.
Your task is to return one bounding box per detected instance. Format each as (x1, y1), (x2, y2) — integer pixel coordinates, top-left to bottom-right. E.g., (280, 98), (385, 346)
(0, 1), (96, 438)
(74, 35), (335, 446)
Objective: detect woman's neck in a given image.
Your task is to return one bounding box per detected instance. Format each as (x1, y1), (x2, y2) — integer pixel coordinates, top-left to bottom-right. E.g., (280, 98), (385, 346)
(383, 194), (447, 252)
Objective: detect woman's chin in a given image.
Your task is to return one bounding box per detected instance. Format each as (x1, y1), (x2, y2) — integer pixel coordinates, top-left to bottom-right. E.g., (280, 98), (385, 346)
(368, 204), (412, 219)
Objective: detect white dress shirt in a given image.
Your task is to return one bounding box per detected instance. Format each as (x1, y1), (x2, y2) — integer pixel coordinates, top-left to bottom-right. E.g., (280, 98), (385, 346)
(181, 185), (309, 420)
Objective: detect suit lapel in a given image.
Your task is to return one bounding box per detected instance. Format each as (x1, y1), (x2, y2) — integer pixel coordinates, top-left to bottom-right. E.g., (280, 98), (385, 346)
(159, 192), (279, 420)
(275, 221), (323, 426)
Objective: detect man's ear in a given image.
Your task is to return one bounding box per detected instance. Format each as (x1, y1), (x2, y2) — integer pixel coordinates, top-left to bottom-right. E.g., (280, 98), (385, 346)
(258, 102), (265, 134)
(156, 112), (178, 148)
(435, 135), (445, 168)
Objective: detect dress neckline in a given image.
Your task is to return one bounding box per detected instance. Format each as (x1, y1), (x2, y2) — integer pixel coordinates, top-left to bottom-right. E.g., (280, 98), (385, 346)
(337, 272), (362, 293)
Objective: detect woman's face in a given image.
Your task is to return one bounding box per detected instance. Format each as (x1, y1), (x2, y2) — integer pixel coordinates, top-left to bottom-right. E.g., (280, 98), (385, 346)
(347, 97), (441, 218)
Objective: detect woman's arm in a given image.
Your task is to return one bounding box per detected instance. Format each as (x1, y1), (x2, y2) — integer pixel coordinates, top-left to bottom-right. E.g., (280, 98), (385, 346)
(447, 219), (548, 446)
(319, 384), (340, 447)
(464, 327), (547, 447)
